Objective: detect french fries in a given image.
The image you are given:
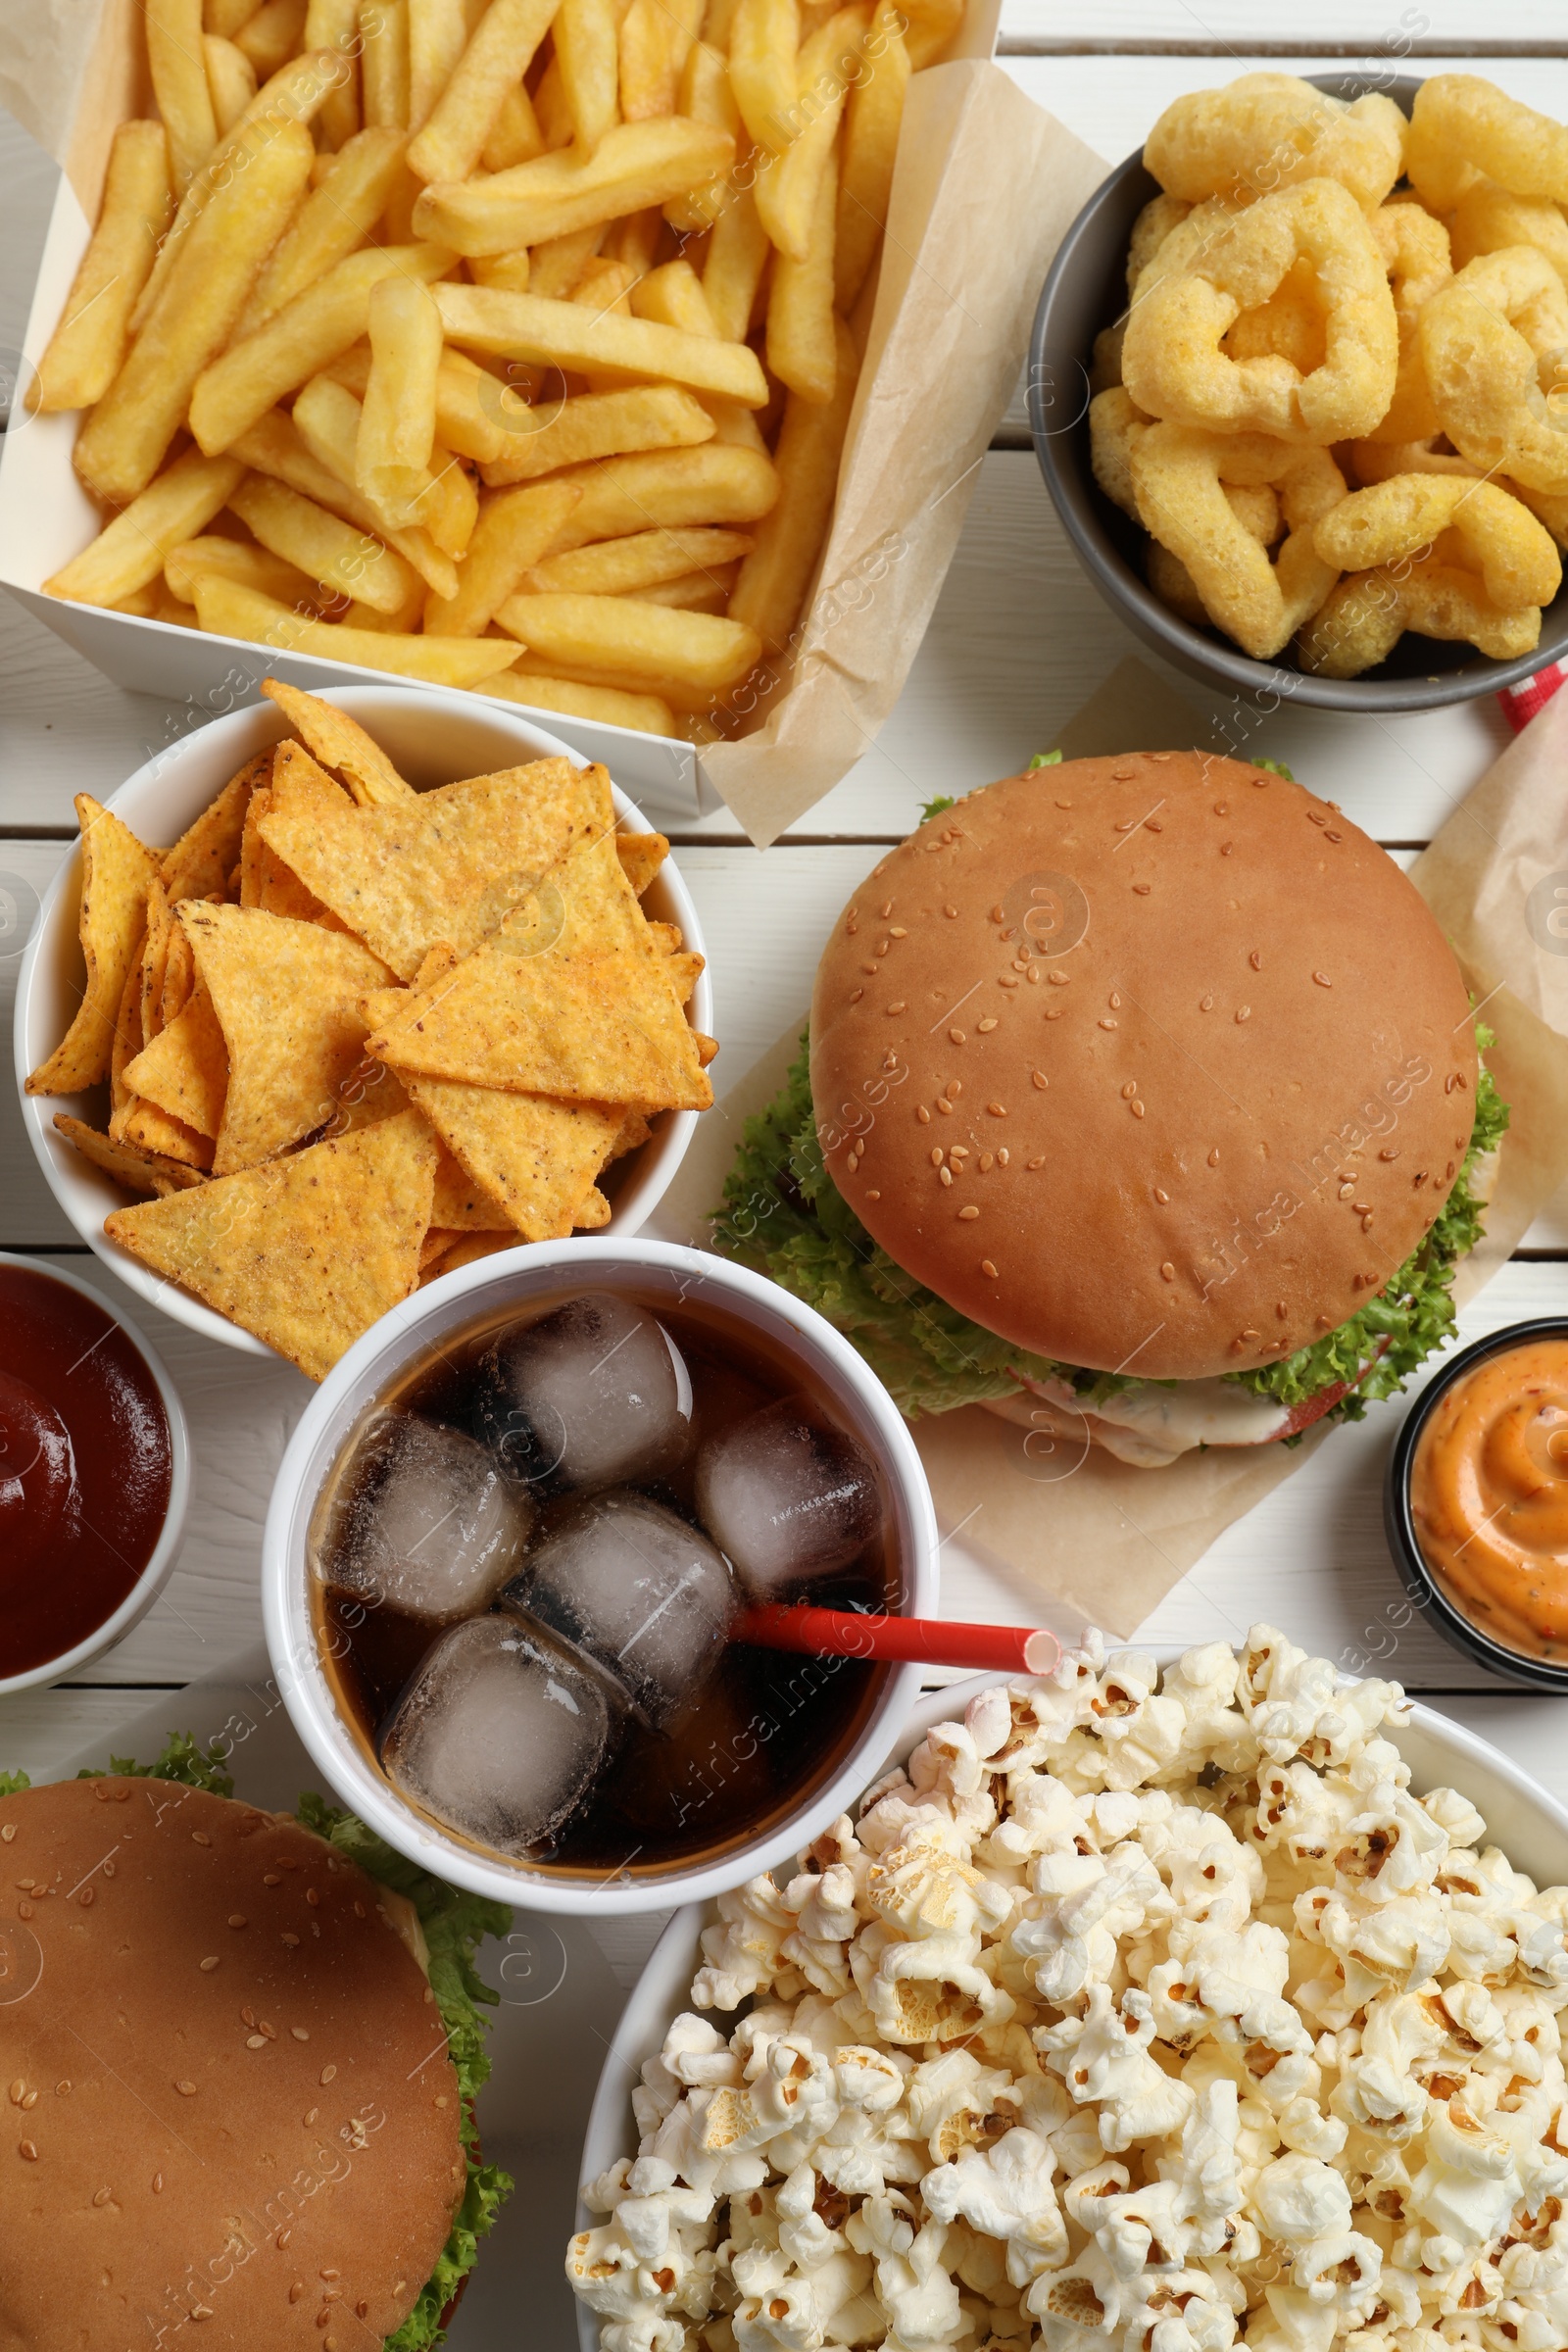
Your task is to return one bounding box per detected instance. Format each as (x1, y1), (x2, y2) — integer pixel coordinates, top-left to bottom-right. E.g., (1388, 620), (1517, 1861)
(39, 0), (955, 739)
(28, 122), (172, 413)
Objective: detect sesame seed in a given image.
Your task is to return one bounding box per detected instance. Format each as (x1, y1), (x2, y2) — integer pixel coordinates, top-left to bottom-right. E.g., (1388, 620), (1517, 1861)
(1121, 1082), (1136, 1100)
(1220, 844), (1233, 856)
(292, 2027), (310, 2041)
(939, 1167), (953, 1186)
(1130, 1102), (1145, 1118)
(861, 960), (876, 975)
(1032, 1070), (1048, 1089)
(888, 1001), (906, 1013)
(916, 1104), (930, 1123)
(1099, 1018), (1117, 1031)
(1235, 1006), (1250, 1023)
(875, 940), (889, 956)
(930, 1148), (943, 1166)
(79, 1887), (94, 1908)
(998, 975), (1019, 989)
(866, 1189), (881, 1200)
(1339, 1183), (1354, 1200)
(1200, 995), (1213, 1010)
(1154, 1187), (1169, 1203)
(980, 1152), (994, 1171)
(247, 2034), (267, 2050)
(879, 902), (893, 918)
(1161, 1263), (1175, 1281)
(190, 2308), (214, 2324)
(175, 2082), (196, 2098)
(8, 2082), (23, 2107)
(977, 1016), (998, 1032)
(1213, 802), (1227, 815)
(227, 1915), (246, 1930)
(949, 1144), (968, 1158)
(850, 988), (862, 1003)
(54, 2084), (69, 2098)
(1109, 991), (1120, 1008)
(1249, 950), (1261, 970)
(0, 1828), (13, 1843)
(1276, 1303), (1288, 1320)
(987, 1102), (1006, 1116)
(264, 1874), (281, 1887)
(192, 1832), (211, 1847)
(1133, 883), (1152, 895)
(890, 926), (906, 939)
(946, 1080), (961, 1098)
(1048, 971), (1069, 986)
(990, 904), (1004, 922)
(1208, 1149), (1220, 1166)
(19, 2142), (36, 2162)
(949, 1027), (965, 1044)
(936, 1099), (953, 1115)
(997, 1146), (1008, 1164)
(957, 1205), (980, 1221)
(981, 1259), (998, 1279)
(320, 2066), (337, 2085)
(1379, 1148), (1399, 1161)
(1325, 829), (1342, 843)
(1027, 1155), (1046, 1169)
(944, 906), (957, 917)
(305, 2108), (318, 2125)
(199, 1956), (220, 1972)
(282, 1933), (300, 1947)
(93, 2186), (112, 2207)
(1313, 971), (1332, 987)
(289, 2283), (305, 2305)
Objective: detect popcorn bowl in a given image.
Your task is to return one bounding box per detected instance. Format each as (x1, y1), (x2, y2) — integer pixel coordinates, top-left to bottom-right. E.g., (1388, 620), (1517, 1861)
(574, 1647), (1568, 2348)
(15, 681), (711, 1356)
(1029, 72), (1568, 712)
(262, 1238), (940, 1918)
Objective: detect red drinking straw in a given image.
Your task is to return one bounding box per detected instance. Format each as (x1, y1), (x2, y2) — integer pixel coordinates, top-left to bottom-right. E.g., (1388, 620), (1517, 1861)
(733, 1604), (1062, 1677)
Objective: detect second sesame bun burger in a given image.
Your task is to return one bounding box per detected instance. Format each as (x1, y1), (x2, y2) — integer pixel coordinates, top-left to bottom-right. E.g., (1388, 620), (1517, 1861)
(0, 1748), (510, 2349)
(717, 752), (1506, 1465)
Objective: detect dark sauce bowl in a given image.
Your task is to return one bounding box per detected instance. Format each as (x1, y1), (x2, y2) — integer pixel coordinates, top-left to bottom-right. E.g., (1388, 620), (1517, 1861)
(1385, 1316), (1568, 1691)
(1028, 72), (1568, 712)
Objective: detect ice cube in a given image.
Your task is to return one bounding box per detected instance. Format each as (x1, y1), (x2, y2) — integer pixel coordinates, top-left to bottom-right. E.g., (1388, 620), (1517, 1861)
(694, 1399), (881, 1596)
(319, 1413), (533, 1626)
(380, 1616), (612, 1855)
(477, 1292), (694, 1494)
(500, 1491), (735, 1731)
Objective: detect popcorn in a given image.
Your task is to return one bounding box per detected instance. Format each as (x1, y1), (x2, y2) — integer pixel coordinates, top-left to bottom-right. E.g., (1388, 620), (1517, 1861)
(565, 1630), (1568, 2352)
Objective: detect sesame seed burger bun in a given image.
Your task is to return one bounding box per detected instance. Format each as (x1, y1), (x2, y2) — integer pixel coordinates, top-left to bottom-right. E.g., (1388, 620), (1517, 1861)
(0, 1777), (465, 2349)
(810, 752), (1477, 1383)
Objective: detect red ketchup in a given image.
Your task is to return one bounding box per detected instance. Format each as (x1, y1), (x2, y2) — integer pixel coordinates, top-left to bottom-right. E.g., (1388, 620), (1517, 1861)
(0, 1264), (172, 1673)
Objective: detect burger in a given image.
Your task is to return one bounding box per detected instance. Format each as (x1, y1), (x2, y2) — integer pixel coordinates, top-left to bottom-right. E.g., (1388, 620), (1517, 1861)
(0, 1737), (509, 2348)
(717, 751), (1506, 1466)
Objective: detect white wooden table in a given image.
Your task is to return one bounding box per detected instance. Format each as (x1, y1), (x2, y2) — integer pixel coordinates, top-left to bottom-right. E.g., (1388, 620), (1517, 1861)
(6, 15), (1568, 2327)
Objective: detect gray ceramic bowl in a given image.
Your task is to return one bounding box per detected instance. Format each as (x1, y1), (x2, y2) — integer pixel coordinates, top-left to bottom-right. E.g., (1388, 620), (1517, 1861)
(1029, 72), (1568, 711)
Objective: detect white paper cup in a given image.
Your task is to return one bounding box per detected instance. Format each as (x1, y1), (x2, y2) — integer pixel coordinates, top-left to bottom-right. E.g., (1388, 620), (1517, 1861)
(14, 683), (712, 1356)
(261, 1239), (940, 1915)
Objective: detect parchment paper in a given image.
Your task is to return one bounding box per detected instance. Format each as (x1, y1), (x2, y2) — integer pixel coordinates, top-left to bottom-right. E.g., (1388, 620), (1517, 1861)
(4, 3), (1106, 841)
(647, 655), (1568, 1636)
(700, 64), (1106, 847)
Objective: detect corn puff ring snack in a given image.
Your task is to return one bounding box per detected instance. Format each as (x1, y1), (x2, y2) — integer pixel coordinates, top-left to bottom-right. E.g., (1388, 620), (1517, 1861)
(1299, 558), (1542, 676)
(1144, 73), (1406, 212)
(1450, 181), (1568, 288)
(1313, 474), (1561, 612)
(1088, 386), (1151, 519)
(1089, 321), (1125, 395)
(1362, 202), (1450, 444)
(1127, 196), (1245, 306)
(1348, 435), (1480, 486)
(1122, 179), (1396, 444)
(1296, 569), (1408, 676)
(1419, 247), (1568, 493)
(1407, 74), (1568, 214)
(1130, 424), (1344, 659)
(1147, 485), (1281, 624)
(1125, 192), (1192, 300)
(1508, 476), (1568, 547)
(1221, 256), (1327, 375)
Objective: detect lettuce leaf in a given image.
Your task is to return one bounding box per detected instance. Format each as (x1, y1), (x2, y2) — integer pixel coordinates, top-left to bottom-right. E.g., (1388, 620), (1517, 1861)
(45, 1740), (513, 2352)
(715, 1031), (1505, 1427)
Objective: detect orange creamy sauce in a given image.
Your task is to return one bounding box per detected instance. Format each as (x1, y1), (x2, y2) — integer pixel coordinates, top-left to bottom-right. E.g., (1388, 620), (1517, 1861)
(1410, 1340), (1568, 1659)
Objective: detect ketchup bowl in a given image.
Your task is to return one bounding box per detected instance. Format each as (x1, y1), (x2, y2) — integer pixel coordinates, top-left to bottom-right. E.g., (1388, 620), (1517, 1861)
(0, 1252), (190, 1691)
(1385, 1315), (1568, 1692)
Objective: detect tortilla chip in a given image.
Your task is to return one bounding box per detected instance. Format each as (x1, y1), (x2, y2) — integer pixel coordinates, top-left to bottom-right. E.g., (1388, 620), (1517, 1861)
(162, 752), (268, 903)
(109, 952), (144, 1123)
(318, 1054), (413, 1138)
(140, 882), (173, 1044)
(161, 913), (195, 1027)
(617, 833), (668, 896)
(646, 920), (683, 956)
(695, 1031), (718, 1066)
(610, 1110), (654, 1160)
(54, 1112), (208, 1198)
(115, 1098), (215, 1168)
(575, 1186), (612, 1229)
(178, 903), (393, 1176)
(262, 678), (416, 808)
(27, 796), (161, 1094)
(419, 1226), (465, 1274)
(432, 1147), (513, 1230)
(662, 951), (703, 1006)
(239, 747), (352, 927)
(122, 982), (228, 1139)
(363, 831), (711, 1109)
(396, 1068), (624, 1241)
(255, 760), (613, 980)
(104, 1110), (438, 1381)
(428, 1231), (519, 1278)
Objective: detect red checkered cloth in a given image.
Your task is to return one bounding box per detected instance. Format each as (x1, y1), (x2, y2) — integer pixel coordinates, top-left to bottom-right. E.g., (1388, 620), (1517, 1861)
(1498, 662), (1566, 732)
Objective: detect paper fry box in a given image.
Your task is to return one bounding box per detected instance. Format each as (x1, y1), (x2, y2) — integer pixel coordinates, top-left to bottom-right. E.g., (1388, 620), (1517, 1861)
(0, 2), (1102, 829)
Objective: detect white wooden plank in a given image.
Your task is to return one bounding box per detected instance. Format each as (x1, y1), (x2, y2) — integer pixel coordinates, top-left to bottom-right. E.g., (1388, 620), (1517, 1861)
(1000, 4), (1568, 50)
(999, 54), (1568, 165)
(0, 839), (76, 1245)
(0, 1688), (187, 1784)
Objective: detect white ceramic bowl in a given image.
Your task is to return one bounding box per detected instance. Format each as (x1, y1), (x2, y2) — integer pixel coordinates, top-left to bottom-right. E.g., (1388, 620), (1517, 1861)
(0, 1250), (191, 1690)
(14, 683), (712, 1356)
(261, 1237), (941, 1917)
(572, 1660), (1568, 2347)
